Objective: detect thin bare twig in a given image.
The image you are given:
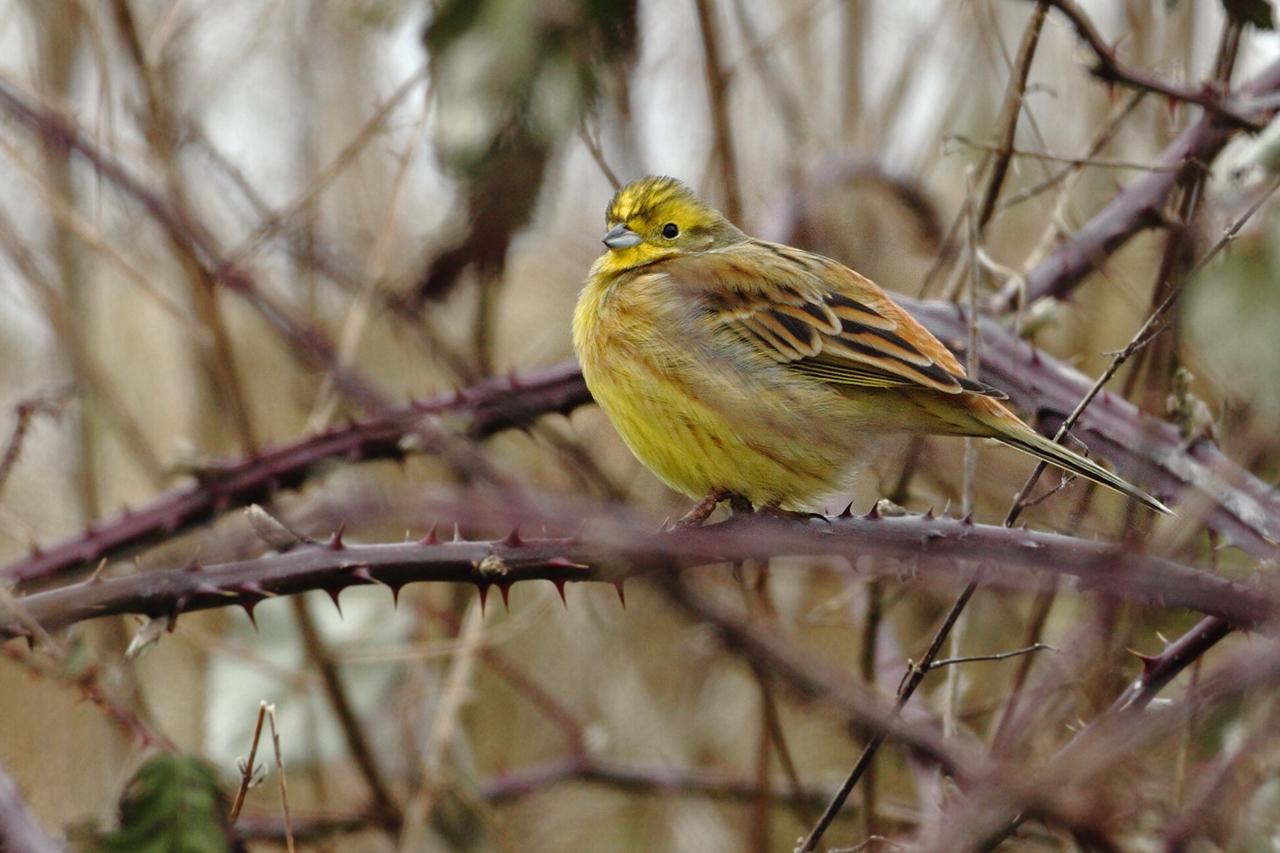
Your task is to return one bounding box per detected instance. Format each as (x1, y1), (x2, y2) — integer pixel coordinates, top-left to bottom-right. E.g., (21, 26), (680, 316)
(399, 599), (484, 847)
(926, 643), (1056, 671)
(0, 392), (70, 499)
(109, 0), (260, 454)
(578, 121), (622, 191)
(291, 598), (403, 829)
(994, 90), (1147, 214)
(976, 2), (1049, 230)
(229, 701), (269, 824)
(948, 135), (1180, 172)
(265, 704), (295, 853)
(694, 0), (743, 222)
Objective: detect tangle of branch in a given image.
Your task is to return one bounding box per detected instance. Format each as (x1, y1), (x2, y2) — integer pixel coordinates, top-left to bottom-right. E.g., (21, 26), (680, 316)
(1028, 0), (1265, 130)
(984, 53), (1280, 312)
(0, 363), (588, 587)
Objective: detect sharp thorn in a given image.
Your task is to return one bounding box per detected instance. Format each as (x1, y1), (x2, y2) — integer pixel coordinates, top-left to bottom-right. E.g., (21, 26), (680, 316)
(613, 580), (626, 608)
(500, 527), (523, 547)
(865, 503), (880, 520)
(546, 556), (589, 570)
(477, 582), (490, 615)
(329, 521), (347, 550)
(167, 594), (191, 632)
(839, 502), (855, 518)
(1126, 647), (1160, 677)
(239, 581), (275, 599)
(326, 587), (344, 617)
(498, 581), (512, 612)
(552, 579), (567, 607)
(421, 522), (440, 545)
(240, 600), (259, 630)
(452, 523), (462, 543)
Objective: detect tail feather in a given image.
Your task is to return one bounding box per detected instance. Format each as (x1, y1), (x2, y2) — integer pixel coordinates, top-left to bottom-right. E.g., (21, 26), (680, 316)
(998, 429), (1173, 516)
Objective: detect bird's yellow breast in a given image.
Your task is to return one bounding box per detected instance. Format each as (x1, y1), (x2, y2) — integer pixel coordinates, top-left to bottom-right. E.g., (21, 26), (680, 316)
(572, 266), (850, 507)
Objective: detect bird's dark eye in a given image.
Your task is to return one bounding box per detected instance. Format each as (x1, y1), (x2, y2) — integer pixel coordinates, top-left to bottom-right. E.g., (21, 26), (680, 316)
(662, 222), (679, 239)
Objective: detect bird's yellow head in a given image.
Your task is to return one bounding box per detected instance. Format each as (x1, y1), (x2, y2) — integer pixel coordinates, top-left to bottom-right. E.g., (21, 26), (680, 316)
(595, 176), (745, 275)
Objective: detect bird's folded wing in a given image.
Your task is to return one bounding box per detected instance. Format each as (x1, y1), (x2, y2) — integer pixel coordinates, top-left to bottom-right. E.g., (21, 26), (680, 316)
(679, 240), (1005, 398)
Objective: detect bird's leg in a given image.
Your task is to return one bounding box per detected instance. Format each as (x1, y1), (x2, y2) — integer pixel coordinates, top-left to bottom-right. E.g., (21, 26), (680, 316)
(674, 488), (730, 528)
(728, 494), (754, 515)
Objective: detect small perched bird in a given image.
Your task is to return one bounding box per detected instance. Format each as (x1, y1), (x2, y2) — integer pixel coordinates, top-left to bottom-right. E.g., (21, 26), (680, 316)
(573, 176), (1171, 519)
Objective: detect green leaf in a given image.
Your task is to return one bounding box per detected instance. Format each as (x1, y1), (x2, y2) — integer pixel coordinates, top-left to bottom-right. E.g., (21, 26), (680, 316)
(1223, 0), (1275, 29)
(95, 756), (234, 853)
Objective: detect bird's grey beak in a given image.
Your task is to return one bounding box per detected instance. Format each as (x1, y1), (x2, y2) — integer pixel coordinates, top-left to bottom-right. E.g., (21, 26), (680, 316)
(602, 224), (642, 250)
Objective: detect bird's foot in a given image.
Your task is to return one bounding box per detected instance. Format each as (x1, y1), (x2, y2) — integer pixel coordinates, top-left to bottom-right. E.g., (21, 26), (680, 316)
(673, 489), (751, 528)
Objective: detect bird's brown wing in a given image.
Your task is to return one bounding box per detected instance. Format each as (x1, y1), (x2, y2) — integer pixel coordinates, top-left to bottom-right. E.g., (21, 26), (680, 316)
(667, 239), (1005, 397)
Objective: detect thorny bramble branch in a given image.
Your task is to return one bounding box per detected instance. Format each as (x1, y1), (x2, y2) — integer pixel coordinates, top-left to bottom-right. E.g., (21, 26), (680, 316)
(2, 504), (1271, 644)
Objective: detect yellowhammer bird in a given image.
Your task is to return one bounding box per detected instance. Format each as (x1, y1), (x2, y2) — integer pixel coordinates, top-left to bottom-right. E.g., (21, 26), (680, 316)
(572, 176), (1171, 519)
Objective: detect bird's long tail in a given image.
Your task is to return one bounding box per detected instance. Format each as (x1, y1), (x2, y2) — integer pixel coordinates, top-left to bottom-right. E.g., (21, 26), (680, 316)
(996, 425), (1173, 516)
